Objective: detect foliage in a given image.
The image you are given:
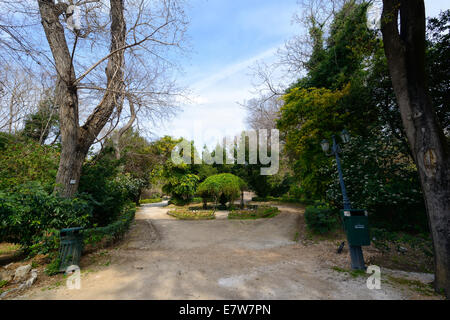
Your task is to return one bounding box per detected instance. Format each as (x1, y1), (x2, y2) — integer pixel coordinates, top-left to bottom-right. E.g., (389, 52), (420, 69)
(324, 130), (427, 233)
(82, 203), (136, 246)
(0, 182), (92, 251)
(45, 258), (61, 276)
(304, 203), (339, 235)
(78, 152), (134, 226)
(113, 172), (148, 205)
(299, 1), (375, 89)
(278, 85), (350, 199)
(251, 195), (312, 205)
(21, 92), (59, 144)
(197, 173), (245, 207)
(228, 206), (279, 219)
(426, 10), (450, 133)
(42, 203), (136, 273)
(163, 173), (200, 201)
(167, 208), (215, 220)
(196, 164), (218, 180)
(139, 198), (162, 204)
(0, 137), (59, 192)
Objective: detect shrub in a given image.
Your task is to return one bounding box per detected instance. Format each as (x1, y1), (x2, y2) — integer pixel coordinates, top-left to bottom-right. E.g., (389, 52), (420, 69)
(82, 203), (136, 246)
(0, 137), (59, 192)
(0, 182), (92, 252)
(197, 173), (246, 208)
(163, 173), (200, 202)
(304, 203), (339, 234)
(324, 130), (427, 233)
(78, 155), (131, 226)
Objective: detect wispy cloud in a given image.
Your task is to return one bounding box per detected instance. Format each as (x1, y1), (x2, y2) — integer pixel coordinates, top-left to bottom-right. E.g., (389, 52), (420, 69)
(191, 46), (279, 93)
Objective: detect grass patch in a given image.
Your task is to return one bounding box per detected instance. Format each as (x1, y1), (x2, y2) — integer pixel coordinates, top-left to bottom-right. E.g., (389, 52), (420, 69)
(0, 280), (9, 288)
(369, 228), (434, 273)
(139, 198), (162, 204)
(332, 266), (367, 278)
(0, 243), (20, 255)
(228, 206), (279, 220)
(386, 275), (436, 296)
(167, 209), (215, 220)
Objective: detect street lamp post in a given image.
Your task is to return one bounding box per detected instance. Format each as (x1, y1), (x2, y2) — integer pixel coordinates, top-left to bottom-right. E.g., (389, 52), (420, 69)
(321, 130), (366, 270)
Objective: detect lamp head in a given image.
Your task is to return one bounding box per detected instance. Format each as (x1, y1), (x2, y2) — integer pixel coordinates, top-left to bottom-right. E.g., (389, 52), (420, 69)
(340, 129), (350, 144)
(320, 139), (330, 153)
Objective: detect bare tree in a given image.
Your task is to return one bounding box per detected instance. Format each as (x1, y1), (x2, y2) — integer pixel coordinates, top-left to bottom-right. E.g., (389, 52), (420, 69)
(381, 0), (450, 296)
(243, 94), (282, 131)
(243, 0), (351, 130)
(0, 65), (51, 134)
(0, 0), (187, 197)
(277, 0), (349, 74)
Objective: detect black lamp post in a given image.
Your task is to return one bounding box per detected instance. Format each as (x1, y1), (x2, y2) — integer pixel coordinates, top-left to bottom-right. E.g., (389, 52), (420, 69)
(321, 129), (365, 270)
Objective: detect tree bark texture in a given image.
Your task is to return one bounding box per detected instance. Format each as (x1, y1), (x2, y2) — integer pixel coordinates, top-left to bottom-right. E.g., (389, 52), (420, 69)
(38, 0), (126, 197)
(381, 0), (450, 296)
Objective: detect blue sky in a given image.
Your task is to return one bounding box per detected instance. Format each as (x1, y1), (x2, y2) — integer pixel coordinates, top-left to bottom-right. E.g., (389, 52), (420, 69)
(153, 0), (449, 148)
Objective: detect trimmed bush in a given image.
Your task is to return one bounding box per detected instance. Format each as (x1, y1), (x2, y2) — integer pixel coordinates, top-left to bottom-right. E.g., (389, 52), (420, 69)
(82, 203), (136, 246)
(304, 203), (339, 234)
(197, 173), (246, 208)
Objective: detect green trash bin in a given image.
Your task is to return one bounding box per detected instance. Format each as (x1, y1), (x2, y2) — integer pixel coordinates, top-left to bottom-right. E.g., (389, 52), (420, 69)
(58, 227), (84, 272)
(340, 209), (370, 246)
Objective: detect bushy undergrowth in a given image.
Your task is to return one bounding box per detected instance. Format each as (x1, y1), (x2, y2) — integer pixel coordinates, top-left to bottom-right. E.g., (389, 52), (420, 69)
(251, 195), (314, 205)
(0, 182), (92, 252)
(82, 203), (136, 246)
(304, 203), (340, 234)
(78, 155), (143, 226)
(0, 135), (59, 192)
(0, 140), (141, 256)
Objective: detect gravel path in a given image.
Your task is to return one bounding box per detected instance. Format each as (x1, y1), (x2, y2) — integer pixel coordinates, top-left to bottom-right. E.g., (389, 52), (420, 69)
(17, 195), (436, 300)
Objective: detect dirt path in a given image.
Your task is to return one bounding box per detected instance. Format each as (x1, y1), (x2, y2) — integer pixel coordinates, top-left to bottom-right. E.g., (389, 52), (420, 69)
(16, 197), (436, 300)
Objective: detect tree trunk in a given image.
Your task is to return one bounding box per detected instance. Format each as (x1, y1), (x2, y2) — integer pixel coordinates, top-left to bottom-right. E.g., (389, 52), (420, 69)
(112, 95), (137, 160)
(38, 0), (126, 198)
(381, 0), (450, 297)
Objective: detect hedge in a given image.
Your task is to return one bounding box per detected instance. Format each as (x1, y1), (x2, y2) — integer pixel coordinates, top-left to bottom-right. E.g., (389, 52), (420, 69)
(81, 203), (136, 246)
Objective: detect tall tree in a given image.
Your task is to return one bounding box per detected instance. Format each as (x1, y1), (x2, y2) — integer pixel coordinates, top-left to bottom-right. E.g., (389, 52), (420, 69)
(38, 0), (126, 197)
(30, 0), (186, 197)
(381, 0), (450, 296)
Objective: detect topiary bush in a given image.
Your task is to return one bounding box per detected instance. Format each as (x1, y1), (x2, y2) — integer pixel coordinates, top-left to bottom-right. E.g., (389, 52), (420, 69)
(197, 173), (246, 209)
(304, 203), (340, 234)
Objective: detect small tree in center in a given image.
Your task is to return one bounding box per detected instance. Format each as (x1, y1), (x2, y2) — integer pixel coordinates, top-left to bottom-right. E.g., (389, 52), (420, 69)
(197, 173), (246, 209)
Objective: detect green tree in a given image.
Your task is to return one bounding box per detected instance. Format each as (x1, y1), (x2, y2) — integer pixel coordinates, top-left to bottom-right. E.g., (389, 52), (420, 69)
(197, 173), (246, 209)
